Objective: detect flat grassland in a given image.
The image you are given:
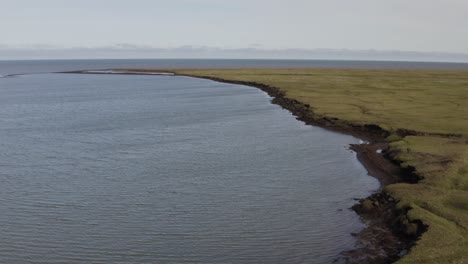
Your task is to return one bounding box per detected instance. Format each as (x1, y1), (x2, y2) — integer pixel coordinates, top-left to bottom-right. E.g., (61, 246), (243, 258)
(126, 68), (468, 263)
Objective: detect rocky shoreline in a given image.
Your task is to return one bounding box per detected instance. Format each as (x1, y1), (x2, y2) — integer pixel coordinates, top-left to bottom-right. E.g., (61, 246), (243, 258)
(173, 75), (427, 264)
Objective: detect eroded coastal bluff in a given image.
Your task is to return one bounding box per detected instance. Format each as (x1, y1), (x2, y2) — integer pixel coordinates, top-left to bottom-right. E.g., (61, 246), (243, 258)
(66, 68), (468, 264)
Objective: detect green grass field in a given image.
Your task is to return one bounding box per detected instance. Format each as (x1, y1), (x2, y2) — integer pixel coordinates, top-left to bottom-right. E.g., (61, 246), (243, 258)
(125, 68), (468, 263)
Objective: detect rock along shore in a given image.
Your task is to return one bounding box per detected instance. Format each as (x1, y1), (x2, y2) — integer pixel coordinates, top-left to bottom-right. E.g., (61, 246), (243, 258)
(173, 74), (427, 264)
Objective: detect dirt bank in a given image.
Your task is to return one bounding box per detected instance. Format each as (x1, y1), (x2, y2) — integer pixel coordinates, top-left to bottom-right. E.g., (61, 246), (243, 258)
(173, 74), (427, 264)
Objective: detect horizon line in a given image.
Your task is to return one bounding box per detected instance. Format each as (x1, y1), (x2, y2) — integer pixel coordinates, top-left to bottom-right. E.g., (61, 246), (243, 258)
(2, 58), (468, 64)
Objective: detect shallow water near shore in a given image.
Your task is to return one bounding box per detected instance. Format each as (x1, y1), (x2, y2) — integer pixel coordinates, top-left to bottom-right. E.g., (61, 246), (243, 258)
(0, 72), (378, 263)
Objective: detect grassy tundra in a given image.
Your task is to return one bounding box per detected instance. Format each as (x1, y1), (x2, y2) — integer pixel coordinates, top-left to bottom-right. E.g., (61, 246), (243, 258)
(127, 68), (468, 263)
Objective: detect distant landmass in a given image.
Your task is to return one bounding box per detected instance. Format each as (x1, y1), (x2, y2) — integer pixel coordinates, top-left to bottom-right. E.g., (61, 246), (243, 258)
(2, 44), (468, 62)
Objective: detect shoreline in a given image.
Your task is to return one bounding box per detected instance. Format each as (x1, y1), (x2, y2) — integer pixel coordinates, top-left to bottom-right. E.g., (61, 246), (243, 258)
(62, 70), (425, 263)
(171, 74), (425, 264)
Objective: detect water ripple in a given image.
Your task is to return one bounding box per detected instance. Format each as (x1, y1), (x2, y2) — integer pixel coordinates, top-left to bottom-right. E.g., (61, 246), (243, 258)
(0, 73), (379, 263)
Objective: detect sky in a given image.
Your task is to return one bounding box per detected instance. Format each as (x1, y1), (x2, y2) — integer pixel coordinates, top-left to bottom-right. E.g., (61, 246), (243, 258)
(1, 0), (468, 61)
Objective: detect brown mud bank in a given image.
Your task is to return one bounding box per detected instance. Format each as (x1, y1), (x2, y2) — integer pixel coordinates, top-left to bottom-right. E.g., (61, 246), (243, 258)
(173, 75), (428, 264)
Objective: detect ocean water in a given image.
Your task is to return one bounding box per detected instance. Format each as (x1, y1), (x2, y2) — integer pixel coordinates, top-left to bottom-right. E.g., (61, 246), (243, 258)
(1, 58), (468, 76)
(0, 61), (382, 263)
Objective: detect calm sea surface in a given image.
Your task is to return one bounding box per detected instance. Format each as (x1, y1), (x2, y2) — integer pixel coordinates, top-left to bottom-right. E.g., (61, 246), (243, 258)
(0, 60), (383, 263)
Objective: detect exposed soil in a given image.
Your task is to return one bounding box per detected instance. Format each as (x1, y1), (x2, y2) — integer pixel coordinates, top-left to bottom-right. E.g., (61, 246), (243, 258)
(172, 75), (428, 264)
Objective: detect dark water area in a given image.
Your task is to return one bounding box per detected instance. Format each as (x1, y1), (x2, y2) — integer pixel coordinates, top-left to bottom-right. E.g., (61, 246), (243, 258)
(0, 71), (380, 263)
(1, 58), (468, 76)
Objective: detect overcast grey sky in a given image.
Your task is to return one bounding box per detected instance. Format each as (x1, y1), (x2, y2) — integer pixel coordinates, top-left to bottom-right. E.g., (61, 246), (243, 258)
(1, 0), (468, 60)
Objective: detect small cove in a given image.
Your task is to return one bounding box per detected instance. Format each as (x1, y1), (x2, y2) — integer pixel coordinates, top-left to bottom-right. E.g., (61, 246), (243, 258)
(0, 72), (379, 263)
